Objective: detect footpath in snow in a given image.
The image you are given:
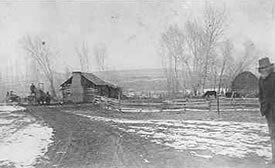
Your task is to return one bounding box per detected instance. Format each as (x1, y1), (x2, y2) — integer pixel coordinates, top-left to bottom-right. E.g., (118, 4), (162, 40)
(0, 105), (53, 168)
(74, 112), (271, 162)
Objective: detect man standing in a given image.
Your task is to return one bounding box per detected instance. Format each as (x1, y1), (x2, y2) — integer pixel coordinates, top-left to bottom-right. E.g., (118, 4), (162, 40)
(30, 83), (35, 94)
(46, 91), (51, 105)
(258, 57), (275, 163)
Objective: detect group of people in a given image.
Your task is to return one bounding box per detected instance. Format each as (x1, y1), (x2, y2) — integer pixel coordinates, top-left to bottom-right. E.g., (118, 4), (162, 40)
(6, 90), (20, 103)
(30, 83), (51, 105)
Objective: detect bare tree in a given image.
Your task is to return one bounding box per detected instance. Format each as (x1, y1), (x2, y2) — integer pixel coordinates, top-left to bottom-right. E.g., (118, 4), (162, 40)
(159, 25), (187, 97)
(201, 5), (226, 91)
(185, 20), (205, 95)
(182, 5), (226, 95)
(22, 35), (57, 97)
(76, 42), (90, 72)
(223, 40), (258, 90)
(209, 54), (219, 90)
(94, 43), (107, 71)
(159, 42), (174, 97)
(217, 39), (233, 93)
(65, 66), (71, 79)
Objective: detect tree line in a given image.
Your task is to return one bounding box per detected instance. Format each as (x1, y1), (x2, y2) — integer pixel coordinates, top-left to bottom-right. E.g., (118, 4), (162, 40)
(159, 5), (259, 98)
(21, 4), (261, 99)
(22, 37), (108, 98)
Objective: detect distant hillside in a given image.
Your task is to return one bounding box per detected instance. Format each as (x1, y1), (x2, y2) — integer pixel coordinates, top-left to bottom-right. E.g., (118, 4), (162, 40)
(94, 68), (167, 91)
(58, 68), (236, 93)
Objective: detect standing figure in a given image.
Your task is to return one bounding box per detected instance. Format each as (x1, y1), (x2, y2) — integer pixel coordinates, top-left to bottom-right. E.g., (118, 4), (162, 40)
(258, 57), (275, 163)
(6, 91), (9, 102)
(46, 91), (51, 105)
(30, 83), (35, 94)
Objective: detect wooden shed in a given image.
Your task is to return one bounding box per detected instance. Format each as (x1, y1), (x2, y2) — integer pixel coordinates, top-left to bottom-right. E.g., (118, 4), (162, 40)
(231, 71), (258, 97)
(60, 71), (121, 103)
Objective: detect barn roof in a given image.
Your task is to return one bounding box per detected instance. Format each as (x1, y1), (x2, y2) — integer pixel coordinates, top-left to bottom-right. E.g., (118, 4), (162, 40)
(60, 72), (118, 88)
(82, 73), (117, 88)
(231, 71), (258, 96)
(60, 77), (72, 87)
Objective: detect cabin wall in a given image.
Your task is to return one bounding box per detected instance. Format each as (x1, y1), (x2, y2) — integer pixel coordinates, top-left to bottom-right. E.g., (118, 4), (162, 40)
(61, 84), (71, 102)
(61, 72), (121, 103)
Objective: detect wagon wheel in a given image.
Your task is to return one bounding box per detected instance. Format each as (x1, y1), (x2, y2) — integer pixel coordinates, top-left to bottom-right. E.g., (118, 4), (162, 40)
(28, 95), (36, 105)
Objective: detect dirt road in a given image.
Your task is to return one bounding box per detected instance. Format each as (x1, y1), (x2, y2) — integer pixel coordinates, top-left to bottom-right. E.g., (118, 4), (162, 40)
(27, 105), (272, 168)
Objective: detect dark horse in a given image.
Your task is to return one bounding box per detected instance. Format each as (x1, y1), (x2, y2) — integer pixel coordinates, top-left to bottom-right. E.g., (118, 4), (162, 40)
(202, 91), (217, 98)
(225, 92), (241, 98)
(28, 85), (48, 105)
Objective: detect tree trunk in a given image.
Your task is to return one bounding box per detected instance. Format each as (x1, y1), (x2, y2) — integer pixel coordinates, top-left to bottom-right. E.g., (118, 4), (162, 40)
(202, 47), (211, 92)
(174, 57), (178, 95)
(49, 78), (57, 98)
(218, 59), (226, 94)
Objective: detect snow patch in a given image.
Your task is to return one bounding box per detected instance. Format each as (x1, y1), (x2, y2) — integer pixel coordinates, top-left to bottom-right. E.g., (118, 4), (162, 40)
(0, 106), (26, 112)
(120, 107), (259, 113)
(74, 113), (271, 161)
(0, 106), (53, 168)
(0, 123), (53, 168)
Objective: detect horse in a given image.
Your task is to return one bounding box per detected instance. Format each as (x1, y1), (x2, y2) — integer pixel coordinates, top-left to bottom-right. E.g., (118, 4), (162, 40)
(28, 85), (48, 105)
(225, 92), (241, 98)
(202, 91), (217, 98)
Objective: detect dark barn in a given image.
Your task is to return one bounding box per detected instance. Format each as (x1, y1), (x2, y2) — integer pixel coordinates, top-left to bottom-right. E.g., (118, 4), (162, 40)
(60, 72), (122, 103)
(231, 71), (258, 98)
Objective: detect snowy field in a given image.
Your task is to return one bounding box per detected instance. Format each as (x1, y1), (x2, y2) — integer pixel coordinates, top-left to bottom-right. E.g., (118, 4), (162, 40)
(0, 106), (53, 168)
(75, 113), (271, 161)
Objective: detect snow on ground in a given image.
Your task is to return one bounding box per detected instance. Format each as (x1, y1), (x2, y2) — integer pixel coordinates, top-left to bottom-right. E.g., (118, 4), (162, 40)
(0, 106), (53, 168)
(0, 105), (26, 112)
(120, 107), (259, 113)
(75, 113), (271, 161)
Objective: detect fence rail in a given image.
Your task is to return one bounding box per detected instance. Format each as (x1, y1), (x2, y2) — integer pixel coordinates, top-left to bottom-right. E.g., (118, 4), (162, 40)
(93, 96), (260, 113)
(121, 97), (259, 112)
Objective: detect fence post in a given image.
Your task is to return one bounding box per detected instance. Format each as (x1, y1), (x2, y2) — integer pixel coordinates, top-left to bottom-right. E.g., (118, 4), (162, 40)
(118, 92), (121, 112)
(208, 99), (211, 111)
(217, 95), (220, 116)
(184, 103), (186, 112)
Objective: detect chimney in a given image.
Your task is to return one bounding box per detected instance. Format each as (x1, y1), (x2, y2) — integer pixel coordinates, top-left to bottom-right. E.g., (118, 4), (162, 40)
(70, 71), (84, 103)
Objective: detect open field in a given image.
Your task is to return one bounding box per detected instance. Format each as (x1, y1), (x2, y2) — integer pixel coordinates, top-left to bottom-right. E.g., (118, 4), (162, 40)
(24, 103), (275, 168)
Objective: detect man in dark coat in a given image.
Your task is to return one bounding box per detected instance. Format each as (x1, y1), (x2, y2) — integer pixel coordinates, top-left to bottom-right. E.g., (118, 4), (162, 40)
(46, 92), (51, 105)
(258, 57), (275, 163)
(30, 83), (35, 94)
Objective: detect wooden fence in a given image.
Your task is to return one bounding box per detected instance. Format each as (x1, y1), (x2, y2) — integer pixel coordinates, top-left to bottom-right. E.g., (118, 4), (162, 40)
(94, 96), (260, 113)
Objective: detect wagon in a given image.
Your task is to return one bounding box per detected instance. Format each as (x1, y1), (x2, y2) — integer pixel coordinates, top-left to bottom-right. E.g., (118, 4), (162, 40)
(28, 84), (50, 105)
(6, 91), (21, 103)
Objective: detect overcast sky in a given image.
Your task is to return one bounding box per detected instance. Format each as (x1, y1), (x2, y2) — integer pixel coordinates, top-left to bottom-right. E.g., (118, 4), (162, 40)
(0, 0), (274, 72)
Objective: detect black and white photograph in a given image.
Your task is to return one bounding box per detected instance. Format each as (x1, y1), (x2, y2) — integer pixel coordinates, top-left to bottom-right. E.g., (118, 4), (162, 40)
(0, 0), (275, 167)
